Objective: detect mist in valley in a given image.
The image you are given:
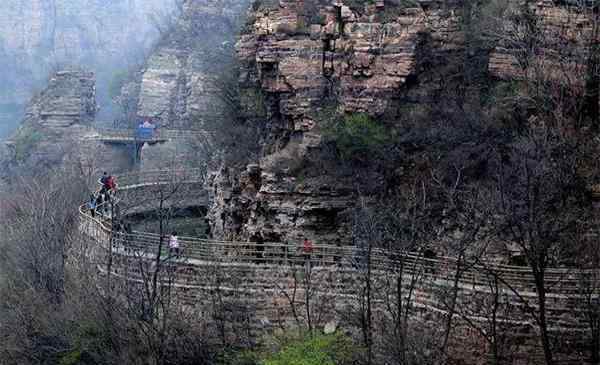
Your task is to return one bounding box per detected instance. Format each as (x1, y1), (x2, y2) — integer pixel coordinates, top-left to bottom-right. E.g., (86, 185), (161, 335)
(0, 0), (178, 138)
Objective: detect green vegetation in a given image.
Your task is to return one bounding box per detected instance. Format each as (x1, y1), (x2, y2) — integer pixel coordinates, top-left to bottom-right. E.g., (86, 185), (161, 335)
(225, 333), (358, 365)
(58, 349), (83, 365)
(345, 0), (375, 13)
(263, 333), (355, 365)
(240, 88), (268, 118)
(221, 349), (260, 365)
(325, 113), (390, 161)
(483, 80), (523, 105)
(251, 0), (280, 12)
(13, 126), (43, 162)
(108, 70), (129, 100)
(275, 22), (310, 36)
(309, 13), (327, 25)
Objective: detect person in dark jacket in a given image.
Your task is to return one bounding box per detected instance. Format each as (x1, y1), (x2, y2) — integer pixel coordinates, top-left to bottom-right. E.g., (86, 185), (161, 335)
(95, 193), (104, 215)
(88, 194), (96, 218)
(100, 172), (109, 186)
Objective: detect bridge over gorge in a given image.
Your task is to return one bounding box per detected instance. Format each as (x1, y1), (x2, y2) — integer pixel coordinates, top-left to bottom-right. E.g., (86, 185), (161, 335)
(83, 127), (209, 164)
(78, 170), (600, 363)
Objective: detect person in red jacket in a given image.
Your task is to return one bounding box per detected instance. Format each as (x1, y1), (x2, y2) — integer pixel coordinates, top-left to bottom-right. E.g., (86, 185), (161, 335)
(303, 239), (313, 264)
(106, 175), (117, 192)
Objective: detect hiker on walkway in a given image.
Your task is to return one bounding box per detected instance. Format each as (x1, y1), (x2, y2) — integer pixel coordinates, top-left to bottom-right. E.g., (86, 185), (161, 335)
(137, 118), (155, 139)
(95, 193), (104, 215)
(88, 194), (96, 218)
(106, 175), (117, 192)
(169, 231), (180, 258)
(303, 238), (313, 265)
(100, 172), (114, 195)
(100, 172), (109, 188)
(142, 119), (154, 128)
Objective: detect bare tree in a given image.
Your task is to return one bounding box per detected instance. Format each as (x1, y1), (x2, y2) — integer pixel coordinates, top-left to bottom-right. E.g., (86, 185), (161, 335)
(0, 169), (100, 364)
(111, 173), (207, 364)
(574, 233), (600, 364)
(375, 182), (430, 364)
(491, 121), (589, 365)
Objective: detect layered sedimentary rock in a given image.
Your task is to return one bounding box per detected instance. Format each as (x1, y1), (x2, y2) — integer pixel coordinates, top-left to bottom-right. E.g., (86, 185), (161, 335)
(488, 1), (595, 80)
(136, 0), (250, 128)
(2, 71), (96, 170)
(209, 0), (463, 245)
(134, 0), (250, 171)
(1, 71), (131, 176)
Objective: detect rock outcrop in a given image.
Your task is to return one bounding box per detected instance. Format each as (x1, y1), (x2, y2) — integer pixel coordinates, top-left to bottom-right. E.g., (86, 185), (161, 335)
(489, 2), (595, 80)
(209, 0), (594, 246)
(209, 0), (463, 245)
(1, 70), (131, 177)
(136, 0), (250, 128)
(2, 70), (95, 171)
(132, 0), (250, 171)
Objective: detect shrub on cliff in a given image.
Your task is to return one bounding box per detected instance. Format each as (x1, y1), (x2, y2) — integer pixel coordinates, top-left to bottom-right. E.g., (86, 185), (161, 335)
(263, 333), (355, 365)
(223, 332), (358, 365)
(325, 113), (390, 161)
(12, 126), (43, 162)
(108, 70), (129, 101)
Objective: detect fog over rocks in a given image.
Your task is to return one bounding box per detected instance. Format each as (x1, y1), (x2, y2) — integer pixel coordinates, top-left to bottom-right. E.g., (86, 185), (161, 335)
(0, 0), (177, 138)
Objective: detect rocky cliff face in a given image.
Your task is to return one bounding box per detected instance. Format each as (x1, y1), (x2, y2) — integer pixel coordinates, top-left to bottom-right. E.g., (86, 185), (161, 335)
(1, 70), (132, 178)
(208, 0), (592, 246)
(136, 0), (249, 127)
(488, 1), (592, 80)
(2, 71), (96, 171)
(134, 0), (249, 170)
(208, 0), (464, 245)
(0, 0), (175, 138)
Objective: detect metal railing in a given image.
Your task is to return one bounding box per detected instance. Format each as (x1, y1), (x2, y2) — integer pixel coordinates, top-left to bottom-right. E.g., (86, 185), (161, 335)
(114, 168), (206, 189)
(79, 194), (600, 297)
(92, 128), (208, 142)
(78, 169), (600, 330)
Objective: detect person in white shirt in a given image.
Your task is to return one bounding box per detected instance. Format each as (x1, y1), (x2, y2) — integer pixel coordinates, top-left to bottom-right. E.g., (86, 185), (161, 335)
(169, 231), (180, 258)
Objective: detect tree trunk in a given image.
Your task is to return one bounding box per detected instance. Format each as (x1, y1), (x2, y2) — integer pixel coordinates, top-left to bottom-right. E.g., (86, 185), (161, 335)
(534, 271), (554, 365)
(366, 243), (373, 365)
(441, 256), (464, 360)
(583, 12), (600, 131)
(396, 273), (406, 364)
(304, 262), (313, 333)
(591, 316), (599, 365)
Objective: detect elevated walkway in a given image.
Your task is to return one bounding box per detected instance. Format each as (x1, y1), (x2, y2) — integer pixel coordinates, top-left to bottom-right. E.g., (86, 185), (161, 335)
(84, 127), (208, 145)
(78, 169), (600, 344)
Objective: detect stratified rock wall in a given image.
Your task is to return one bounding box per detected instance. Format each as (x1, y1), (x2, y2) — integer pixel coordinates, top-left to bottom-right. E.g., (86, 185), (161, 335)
(1, 70), (132, 177)
(208, 0), (463, 245)
(489, 1), (595, 80)
(135, 0), (250, 171)
(137, 0), (250, 128)
(2, 71), (97, 171)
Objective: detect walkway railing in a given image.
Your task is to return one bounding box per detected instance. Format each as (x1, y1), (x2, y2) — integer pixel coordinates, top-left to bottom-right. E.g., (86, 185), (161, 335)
(79, 185), (599, 298)
(90, 128), (208, 142)
(114, 168), (206, 189)
(78, 169), (600, 333)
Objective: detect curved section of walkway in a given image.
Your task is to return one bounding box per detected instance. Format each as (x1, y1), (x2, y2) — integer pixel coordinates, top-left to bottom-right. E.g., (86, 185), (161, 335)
(78, 170), (600, 339)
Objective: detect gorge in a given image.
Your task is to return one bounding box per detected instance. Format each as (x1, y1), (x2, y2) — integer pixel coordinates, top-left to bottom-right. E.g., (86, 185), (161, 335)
(2, 0), (600, 364)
